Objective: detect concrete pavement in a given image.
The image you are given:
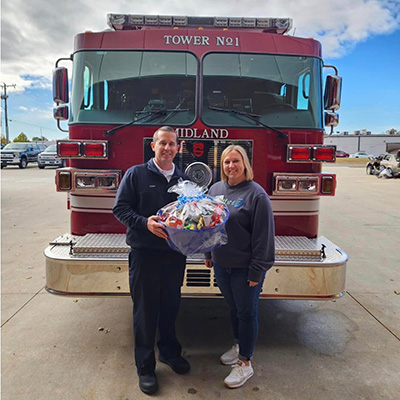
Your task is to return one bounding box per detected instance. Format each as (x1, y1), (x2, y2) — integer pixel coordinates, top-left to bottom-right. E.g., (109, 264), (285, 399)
(1, 164), (399, 399)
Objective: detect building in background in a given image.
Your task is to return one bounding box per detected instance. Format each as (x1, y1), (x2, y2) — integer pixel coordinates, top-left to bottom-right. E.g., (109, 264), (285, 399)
(324, 134), (400, 155)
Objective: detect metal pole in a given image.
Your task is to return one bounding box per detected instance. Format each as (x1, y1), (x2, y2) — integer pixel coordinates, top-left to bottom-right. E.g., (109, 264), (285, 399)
(1, 83), (16, 144)
(2, 83), (9, 143)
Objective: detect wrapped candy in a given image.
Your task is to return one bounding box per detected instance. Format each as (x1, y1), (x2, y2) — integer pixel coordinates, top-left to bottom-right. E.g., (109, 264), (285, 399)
(157, 179), (229, 255)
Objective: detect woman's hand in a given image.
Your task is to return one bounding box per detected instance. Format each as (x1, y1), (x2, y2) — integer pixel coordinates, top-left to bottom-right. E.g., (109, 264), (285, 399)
(248, 280), (259, 287)
(204, 259), (213, 269)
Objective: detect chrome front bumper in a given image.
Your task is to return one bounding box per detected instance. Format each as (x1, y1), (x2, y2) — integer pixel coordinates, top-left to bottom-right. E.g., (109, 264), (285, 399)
(1, 156), (20, 165)
(45, 234), (348, 299)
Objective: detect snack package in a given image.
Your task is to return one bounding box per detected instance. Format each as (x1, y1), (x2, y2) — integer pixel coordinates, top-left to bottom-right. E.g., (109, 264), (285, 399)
(157, 179), (229, 255)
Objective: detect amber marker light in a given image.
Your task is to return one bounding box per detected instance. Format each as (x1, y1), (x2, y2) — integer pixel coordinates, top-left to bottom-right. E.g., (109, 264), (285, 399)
(321, 176), (335, 194)
(57, 171), (72, 190)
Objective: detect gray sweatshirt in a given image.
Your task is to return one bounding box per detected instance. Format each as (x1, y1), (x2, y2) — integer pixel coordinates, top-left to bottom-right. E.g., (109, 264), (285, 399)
(206, 180), (275, 282)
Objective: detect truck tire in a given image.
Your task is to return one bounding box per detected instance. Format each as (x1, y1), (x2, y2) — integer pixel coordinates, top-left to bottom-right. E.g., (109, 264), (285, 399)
(19, 158), (28, 169)
(38, 164), (45, 169)
(1, 164), (5, 169)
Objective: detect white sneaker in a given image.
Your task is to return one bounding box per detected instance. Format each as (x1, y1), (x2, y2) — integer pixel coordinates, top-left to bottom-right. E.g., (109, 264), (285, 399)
(220, 344), (239, 365)
(224, 360), (254, 388)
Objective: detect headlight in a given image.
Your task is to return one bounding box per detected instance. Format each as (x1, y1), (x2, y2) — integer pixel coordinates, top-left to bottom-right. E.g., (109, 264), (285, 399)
(273, 173), (336, 196)
(56, 168), (121, 192)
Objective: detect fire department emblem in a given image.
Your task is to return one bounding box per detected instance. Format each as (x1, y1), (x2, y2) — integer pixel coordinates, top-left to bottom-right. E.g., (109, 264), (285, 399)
(192, 143), (204, 158)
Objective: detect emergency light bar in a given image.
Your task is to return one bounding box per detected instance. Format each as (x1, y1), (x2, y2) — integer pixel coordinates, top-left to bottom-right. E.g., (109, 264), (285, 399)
(107, 14), (293, 34)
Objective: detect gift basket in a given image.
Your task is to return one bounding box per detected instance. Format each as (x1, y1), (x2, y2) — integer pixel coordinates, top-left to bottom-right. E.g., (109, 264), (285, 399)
(157, 180), (229, 255)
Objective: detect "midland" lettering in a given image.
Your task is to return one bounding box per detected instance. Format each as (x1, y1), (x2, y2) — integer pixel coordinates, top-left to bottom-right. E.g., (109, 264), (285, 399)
(175, 128), (229, 139)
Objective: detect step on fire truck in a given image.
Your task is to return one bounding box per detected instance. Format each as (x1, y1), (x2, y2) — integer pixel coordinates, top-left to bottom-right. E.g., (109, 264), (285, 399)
(46, 14), (347, 299)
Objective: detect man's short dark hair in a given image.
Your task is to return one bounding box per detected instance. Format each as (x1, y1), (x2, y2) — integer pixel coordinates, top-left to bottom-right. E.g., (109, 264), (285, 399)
(153, 126), (179, 143)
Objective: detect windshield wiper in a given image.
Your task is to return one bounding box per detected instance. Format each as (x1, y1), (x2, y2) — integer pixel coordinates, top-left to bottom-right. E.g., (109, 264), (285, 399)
(104, 110), (166, 136)
(208, 106), (288, 139)
(158, 99), (189, 124)
(104, 104), (189, 136)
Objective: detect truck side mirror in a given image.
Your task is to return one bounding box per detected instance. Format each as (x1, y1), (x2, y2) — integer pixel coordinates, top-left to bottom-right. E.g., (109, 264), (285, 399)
(53, 67), (69, 104)
(324, 73), (342, 111)
(324, 110), (339, 128)
(53, 105), (69, 121)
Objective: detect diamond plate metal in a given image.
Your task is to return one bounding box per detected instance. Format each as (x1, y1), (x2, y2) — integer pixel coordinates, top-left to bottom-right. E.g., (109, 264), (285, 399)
(50, 234), (330, 263)
(275, 236), (322, 259)
(73, 234), (129, 254)
(45, 234), (347, 297)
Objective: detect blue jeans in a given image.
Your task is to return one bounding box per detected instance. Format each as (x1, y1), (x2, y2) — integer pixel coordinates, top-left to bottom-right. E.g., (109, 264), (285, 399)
(213, 264), (266, 361)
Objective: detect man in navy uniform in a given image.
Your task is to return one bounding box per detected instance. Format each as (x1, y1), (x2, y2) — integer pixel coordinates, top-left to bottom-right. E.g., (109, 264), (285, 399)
(113, 126), (190, 395)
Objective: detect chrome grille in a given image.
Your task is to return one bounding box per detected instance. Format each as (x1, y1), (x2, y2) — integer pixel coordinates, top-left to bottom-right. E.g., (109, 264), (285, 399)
(185, 268), (218, 287)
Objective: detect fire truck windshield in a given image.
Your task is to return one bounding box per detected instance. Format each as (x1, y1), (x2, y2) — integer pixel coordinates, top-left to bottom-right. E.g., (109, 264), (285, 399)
(71, 50), (322, 130)
(71, 51), (197, 126)
(202, 53), (323, 129)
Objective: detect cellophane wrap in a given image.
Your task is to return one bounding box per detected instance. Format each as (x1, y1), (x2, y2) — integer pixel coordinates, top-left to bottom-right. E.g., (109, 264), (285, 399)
(157, 179), (229, 255)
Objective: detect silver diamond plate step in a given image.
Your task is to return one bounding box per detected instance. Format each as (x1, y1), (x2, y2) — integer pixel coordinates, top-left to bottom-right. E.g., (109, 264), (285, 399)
(73, 234), (129, 254)
(275, 236), (323, 260)
(49, 233), (328, 262)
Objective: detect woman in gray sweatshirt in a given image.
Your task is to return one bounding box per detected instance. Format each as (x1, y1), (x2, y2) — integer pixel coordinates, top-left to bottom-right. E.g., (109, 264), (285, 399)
(204, 145), (275, 389)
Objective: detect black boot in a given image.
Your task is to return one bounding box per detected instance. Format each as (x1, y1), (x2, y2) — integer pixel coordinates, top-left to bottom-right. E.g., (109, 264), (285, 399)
(138, 372), (159, 395)
(159, 355), (191, 374)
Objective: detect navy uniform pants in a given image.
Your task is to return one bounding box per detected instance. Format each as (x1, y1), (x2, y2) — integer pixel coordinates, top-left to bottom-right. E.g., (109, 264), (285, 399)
(129, 250), (186, 375)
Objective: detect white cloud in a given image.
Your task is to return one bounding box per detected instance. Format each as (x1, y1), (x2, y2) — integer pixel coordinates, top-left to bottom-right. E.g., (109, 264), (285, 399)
(16, 106), (53, 120)
(291, 0), (400, 57)
(1, 0), (399, 91)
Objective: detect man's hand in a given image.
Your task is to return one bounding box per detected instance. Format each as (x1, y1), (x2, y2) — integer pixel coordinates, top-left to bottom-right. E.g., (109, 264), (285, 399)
(147, 216), (168, 240)
(204, 259), (213, 269)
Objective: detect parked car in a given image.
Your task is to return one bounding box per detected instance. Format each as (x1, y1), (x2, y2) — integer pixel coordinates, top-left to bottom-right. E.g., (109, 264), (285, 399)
(379, 153), (400, 175)
(37, 144), (66, 169)
(37, 143), (48, 151)
(1, 142), (42, 169)
(336, 150), (350, 158)
(349, 151), (374, 159)
(366, 154), (385, 175)
(366, 152), (400, 176)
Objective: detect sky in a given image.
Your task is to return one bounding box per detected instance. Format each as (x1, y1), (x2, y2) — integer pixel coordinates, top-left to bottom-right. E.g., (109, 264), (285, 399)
(1, 0), (400, 141)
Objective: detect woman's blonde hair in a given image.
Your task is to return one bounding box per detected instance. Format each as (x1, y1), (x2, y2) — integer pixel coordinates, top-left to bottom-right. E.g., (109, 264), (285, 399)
(220, 145), (254, 182)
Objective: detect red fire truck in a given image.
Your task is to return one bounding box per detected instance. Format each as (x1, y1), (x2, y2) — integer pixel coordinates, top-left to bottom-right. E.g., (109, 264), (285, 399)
(46, 14), (347, 299)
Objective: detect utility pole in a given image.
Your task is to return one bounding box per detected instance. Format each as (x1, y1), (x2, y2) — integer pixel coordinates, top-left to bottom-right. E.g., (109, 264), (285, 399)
(1, 82), (16, 144)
